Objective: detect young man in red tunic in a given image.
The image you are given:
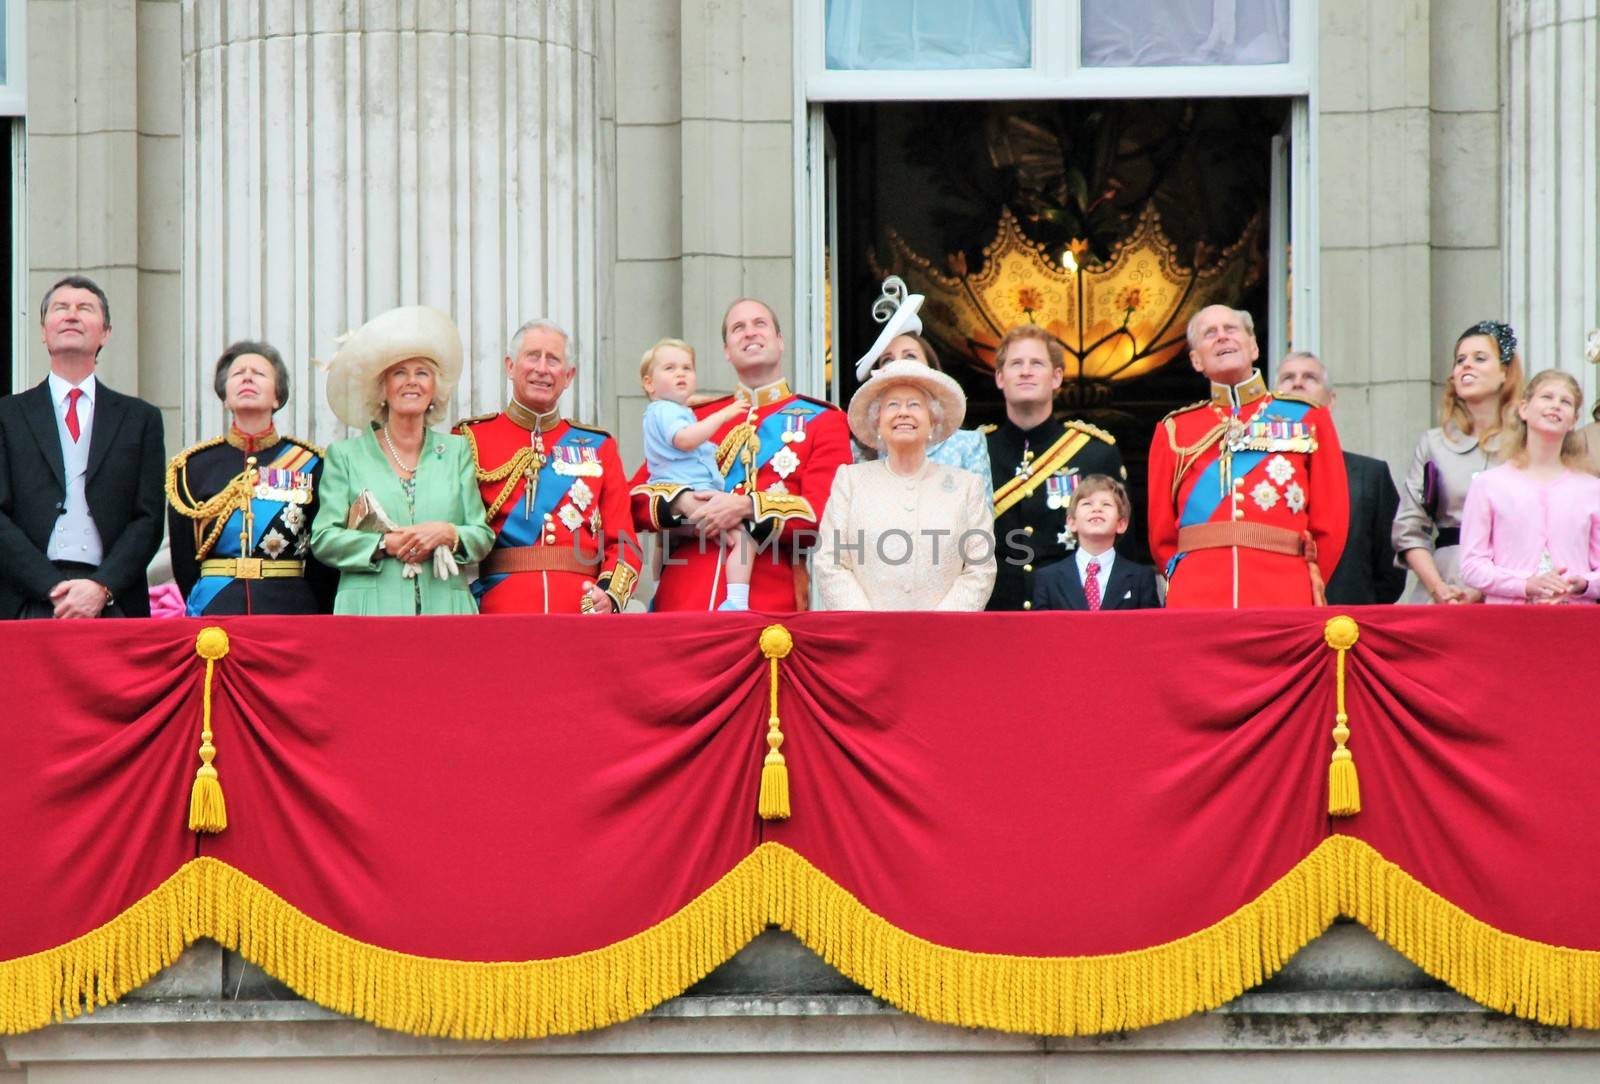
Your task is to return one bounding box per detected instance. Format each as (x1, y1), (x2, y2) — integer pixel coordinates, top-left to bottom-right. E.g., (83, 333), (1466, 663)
(1147, 305), (1349, 608)
(456, 320), (639, 614)
(632, 298), (851, 611)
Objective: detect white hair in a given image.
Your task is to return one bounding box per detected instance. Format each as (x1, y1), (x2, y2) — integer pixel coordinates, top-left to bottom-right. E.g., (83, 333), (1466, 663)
(1185, 306), (1256, 350)
(508, 319), (575, 364)
(1281, 350), (1330, 390)
(866, 385), (946, 451)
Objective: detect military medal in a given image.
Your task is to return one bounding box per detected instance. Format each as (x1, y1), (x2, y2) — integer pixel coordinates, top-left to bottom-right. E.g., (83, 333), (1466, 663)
(780, 412), (809, 444)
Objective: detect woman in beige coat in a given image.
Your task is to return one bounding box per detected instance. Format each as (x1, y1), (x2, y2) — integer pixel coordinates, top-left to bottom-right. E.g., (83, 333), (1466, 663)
(813, 360), (995, 611)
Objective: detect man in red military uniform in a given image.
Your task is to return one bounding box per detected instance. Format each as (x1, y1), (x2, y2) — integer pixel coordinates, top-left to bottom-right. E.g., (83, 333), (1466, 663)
(632, 298), (850, 611)
(456, 319), (639, 614)
(1148, 305), (1349, 608)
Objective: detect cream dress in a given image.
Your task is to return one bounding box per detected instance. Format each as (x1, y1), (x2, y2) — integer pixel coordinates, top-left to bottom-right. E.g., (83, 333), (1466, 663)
(813, 459), (996, 611)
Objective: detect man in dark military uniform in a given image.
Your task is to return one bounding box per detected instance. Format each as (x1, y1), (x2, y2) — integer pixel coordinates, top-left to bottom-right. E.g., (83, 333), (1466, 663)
(984, 324), (1124, 611)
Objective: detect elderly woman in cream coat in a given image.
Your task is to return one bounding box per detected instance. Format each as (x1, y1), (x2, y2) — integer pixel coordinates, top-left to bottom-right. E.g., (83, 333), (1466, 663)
(814, 360), (995, 610)
(310, 306), (495, 615)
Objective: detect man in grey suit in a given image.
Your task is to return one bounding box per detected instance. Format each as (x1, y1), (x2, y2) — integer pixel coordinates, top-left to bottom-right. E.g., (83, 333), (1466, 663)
(1275, 351), (1406, 605)
(0, 276), (165, 618)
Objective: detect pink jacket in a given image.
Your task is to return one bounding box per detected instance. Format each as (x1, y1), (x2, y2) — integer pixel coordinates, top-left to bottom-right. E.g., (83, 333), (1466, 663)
(1459, 464), (1600, 604)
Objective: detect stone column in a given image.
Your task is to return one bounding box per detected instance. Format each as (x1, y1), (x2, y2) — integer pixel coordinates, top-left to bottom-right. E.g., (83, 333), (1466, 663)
(180, 1), (600, 446)
(1504, 0), (1598, 392)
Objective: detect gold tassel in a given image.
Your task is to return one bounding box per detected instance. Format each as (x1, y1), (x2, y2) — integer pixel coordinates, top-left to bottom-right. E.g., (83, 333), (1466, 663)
(189, 626), (231, 833)
(757, 624), (793, 821)
(1323, 616), (1361, 817)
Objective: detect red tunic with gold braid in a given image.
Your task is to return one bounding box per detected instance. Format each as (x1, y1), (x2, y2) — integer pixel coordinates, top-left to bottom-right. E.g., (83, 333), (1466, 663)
(1147, 371), (1349, 608)
(630, 379), (851, 612)
(457, 402), (640, 614)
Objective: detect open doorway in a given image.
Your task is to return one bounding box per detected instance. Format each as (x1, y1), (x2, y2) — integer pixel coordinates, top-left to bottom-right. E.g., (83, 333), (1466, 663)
(823, 97), (1294, 558)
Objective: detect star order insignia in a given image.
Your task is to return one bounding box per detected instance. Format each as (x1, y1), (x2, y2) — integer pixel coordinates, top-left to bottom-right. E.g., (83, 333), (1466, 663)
(1284, 481), (1306, 514)
(770, 445), (801, 479)
(1265, 455), (1295, 485)
(1251, 480), (1280, 512)
(558, 503), (584, 531)
(281, 504), (305, 533)
(260, 528), (290, 559)
(568, 478), (593, 512)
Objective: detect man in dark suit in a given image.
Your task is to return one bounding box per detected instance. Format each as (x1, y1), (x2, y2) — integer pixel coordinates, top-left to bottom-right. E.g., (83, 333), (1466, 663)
(0, 276), (165, 618)
(1275, 352), (1405, 606)
(1032, 475), (1162, 611)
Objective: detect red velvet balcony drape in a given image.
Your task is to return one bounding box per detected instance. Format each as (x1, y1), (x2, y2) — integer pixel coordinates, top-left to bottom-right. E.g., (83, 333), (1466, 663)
(2, 609), (1596, 1038)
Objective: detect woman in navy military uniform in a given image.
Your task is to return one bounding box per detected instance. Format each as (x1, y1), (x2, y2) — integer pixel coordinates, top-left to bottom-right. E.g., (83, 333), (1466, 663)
(166, 341), (335, 615)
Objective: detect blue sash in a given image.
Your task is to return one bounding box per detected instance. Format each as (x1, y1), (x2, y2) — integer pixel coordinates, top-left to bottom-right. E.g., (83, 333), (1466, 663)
(721, 401), (825, 492)
(187, 446), (320, 615)
(1166, 400), (1313, 579)
(475, 428), (599, 600)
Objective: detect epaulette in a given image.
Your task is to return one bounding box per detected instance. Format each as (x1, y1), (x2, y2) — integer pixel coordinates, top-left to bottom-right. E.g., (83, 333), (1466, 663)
(168, 435), (226, 471)
(792, 393), (843, 413)
(566, 419), (616, 439)
(452, 410), (499, 431)
(286, 435), (327, 458)
(1158, 400), (1210, 425)
(1066, 419), (1118, 445)
(1270, 391), (1319, 408)
(977, 423), (998, 436)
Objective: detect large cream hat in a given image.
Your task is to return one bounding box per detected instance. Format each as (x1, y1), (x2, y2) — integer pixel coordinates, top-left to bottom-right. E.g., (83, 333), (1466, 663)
(846, 359), (967, 448)
(854, 275), (925, 380)
(323, 305), (464, 429)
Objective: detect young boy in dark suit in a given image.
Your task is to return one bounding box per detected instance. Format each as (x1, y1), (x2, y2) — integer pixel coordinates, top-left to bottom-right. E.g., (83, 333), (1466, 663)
(1032, 475), (1162, 611)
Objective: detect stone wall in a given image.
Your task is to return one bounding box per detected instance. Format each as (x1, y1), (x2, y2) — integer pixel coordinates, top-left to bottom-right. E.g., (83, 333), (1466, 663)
(26, 0), (183, 447)
(604, 0), (795, 470)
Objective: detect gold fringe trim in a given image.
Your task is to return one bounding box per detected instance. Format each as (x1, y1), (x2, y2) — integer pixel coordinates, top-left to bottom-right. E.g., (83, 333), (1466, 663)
(1329, 835), (1600, 1030)
(4, 838), (1598, 1038)
(0, 854), (770, 1039)
(765, 841), (1341, 1035)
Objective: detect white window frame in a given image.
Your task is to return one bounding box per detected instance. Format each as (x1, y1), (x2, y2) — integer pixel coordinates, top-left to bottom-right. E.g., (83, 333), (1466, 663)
(3, 0), (23, 396)
(800, 0), (1314, 101)
(790, 0), (1319, 397)
(0, 0), (24, 116)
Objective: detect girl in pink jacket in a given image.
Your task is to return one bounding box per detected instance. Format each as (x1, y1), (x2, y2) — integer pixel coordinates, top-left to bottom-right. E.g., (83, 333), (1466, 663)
(1460, 369), (1600, 604)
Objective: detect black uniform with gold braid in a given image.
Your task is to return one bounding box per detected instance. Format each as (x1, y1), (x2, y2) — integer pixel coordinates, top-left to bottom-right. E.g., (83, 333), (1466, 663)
(984, 415), (1125, 611)
(166, 426), (337, 616)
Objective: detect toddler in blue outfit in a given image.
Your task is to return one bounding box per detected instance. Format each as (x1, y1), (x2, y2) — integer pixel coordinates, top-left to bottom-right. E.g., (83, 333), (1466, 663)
(640, 338), (755, 610)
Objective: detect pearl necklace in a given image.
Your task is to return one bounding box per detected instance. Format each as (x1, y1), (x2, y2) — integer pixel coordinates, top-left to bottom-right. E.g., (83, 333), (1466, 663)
(382, 427), (419, 473)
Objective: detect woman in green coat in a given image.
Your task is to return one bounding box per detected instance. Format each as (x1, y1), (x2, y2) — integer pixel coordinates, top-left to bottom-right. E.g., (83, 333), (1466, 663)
(311, 306), (494, 615)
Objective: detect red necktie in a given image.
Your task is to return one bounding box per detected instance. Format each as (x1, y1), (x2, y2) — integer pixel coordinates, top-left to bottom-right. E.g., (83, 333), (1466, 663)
(65, 388), (83, 443)
(1084, 558), (1102, 611)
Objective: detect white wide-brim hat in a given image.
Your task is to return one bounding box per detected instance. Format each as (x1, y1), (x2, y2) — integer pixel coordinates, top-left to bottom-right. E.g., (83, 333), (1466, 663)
(855, 276), (925, 380)
(323, 305), (465, 429)
(847, 359), (967, 448)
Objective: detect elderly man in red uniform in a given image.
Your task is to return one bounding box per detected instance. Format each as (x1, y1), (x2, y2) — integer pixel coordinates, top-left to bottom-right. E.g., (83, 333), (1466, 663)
(632, 298), (850, 611)
(1147, 305), (1348, 607)
(456, 320), (639, 613)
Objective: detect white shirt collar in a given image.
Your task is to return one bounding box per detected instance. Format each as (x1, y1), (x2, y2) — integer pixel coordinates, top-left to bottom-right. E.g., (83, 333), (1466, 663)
(1075, 544), (1116, 583)
(48, 370), (98, 406)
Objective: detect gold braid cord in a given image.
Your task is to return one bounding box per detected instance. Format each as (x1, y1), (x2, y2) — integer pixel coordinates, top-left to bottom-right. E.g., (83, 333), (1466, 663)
(1163, 415), (1230, 503)
(715, 423), (759, 480)
(461, 428), (544, 523)
(164, 440), (256, 562)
